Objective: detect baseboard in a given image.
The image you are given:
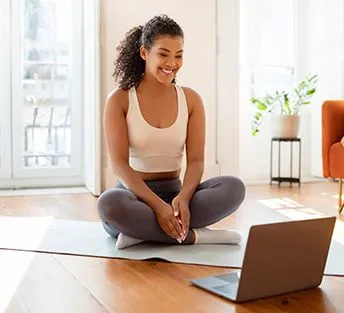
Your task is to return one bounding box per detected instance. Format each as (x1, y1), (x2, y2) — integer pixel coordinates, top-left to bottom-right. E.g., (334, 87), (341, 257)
(0, 176), (84, 189)
(243, 176), (327, 186)
(0, 187), (89, 197)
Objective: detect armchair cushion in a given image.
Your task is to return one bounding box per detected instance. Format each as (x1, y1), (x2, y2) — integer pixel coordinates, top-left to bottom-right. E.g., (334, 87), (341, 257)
(322, 100), (344, 178)
(329, 142), (344, 177)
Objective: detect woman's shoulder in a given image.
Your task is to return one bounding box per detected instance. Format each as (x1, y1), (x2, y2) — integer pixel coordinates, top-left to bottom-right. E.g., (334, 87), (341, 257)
(105, 88), (130, 112)
(178, 85), (204, 111)
(106, 88), (130, 103)
(178, 85), (198, 96)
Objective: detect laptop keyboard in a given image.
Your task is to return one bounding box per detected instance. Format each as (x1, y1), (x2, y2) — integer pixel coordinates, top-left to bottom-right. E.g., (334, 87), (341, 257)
(215, 273), (240, 283)
(213, 284), (236, 294)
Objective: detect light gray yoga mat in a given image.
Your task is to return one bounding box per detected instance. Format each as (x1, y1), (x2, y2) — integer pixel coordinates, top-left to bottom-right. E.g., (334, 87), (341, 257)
(0, 214), (343, 276)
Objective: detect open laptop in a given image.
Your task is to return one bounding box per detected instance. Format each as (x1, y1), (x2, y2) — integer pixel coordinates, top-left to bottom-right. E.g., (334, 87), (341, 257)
(190, 216), (336, 303)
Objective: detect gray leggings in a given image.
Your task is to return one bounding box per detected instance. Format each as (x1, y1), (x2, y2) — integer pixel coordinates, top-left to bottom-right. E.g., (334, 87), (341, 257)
(97, 175), (245, 245)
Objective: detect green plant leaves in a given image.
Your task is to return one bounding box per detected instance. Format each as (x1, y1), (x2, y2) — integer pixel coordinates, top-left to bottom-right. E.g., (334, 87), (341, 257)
(306, 88), (316, 96)
(251, 98), (267, 110)
(249, 73), (318, 136)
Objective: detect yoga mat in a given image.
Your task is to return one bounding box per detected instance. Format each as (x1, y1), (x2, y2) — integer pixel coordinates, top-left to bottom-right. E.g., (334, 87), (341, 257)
(0, 211), (343, 276)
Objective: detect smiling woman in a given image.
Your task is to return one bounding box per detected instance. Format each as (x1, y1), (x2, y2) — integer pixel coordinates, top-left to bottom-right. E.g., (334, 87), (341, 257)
(112, 16), (184, 90)
(97, 14), (246, 249)
(140, 38), (184, 86)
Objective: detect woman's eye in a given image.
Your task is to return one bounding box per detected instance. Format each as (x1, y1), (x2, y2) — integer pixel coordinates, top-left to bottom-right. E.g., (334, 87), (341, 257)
(159, 53), (168, 57)
(176, 55), (183, 59)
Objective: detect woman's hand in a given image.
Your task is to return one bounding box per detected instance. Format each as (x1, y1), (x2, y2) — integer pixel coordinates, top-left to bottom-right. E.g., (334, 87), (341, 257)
(155, 203), (184, 242)
(171, 193), (191, 241)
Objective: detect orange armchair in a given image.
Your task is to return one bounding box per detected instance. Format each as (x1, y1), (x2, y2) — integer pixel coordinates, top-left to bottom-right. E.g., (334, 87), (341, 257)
(322, 100), (344, 213)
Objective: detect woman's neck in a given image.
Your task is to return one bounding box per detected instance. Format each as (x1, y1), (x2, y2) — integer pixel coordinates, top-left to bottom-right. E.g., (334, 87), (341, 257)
(138, 73), (173, 95)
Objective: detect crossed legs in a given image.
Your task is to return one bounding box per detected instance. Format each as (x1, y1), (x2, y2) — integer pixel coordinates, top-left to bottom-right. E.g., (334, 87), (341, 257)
(97, 176), (246, 245)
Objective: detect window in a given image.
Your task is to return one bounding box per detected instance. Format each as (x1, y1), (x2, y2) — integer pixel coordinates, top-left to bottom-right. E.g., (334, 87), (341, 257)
(0, 0), (84, 187)
(249, 0), (295, 98)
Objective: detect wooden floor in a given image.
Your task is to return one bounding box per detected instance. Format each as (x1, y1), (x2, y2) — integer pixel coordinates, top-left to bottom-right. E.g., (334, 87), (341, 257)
(1, 181), (344, 313)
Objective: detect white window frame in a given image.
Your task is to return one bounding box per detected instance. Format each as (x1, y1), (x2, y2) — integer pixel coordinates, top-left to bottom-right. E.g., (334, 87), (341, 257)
(11, 0), (83, 180)
(0, 0), (102, 191)
(0, 0), (12, 179)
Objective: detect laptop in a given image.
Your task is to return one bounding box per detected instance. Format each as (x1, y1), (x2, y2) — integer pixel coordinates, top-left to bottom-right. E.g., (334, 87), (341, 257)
(190, 216), (336, 303)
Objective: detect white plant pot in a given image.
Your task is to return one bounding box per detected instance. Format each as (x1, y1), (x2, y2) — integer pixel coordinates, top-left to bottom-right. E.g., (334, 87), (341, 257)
(271, 115), (300, 139)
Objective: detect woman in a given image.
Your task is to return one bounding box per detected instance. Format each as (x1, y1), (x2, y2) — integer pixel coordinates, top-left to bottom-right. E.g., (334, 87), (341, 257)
(97, 14), (245, 249)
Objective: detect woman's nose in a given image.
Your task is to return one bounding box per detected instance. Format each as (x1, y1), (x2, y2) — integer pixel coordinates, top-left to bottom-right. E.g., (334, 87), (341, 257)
(165, 57), (176, 68)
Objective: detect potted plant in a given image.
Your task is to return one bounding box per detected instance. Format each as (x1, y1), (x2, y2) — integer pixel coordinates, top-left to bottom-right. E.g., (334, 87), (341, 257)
(250, 74), (318, 138)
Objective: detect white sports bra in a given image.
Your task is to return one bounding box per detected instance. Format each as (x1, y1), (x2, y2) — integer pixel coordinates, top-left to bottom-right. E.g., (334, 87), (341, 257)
(126, 85), (189, 173)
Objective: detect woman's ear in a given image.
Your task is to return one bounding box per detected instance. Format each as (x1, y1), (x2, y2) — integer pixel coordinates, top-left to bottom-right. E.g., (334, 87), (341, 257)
(140, 46), (147, 61)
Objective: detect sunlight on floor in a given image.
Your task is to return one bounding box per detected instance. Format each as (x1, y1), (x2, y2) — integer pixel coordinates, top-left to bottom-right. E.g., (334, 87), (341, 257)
(258, 197), (304, 209)
(333, 194), (344, 201)
(258, 198), (344, 245)
(277, 208), (344, 245)
(0, 216), (54, 312)
(0, 251), (35, 312)
(0, 216), (54, 249)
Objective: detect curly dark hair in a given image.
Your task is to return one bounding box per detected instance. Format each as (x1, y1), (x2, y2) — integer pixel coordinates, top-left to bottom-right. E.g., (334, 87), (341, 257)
(113, 14), (184, 90)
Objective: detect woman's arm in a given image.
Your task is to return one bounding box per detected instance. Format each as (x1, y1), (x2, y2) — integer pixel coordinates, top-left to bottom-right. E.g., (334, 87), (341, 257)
(179, 87), (206, 202)
(103, 89), (165, 213)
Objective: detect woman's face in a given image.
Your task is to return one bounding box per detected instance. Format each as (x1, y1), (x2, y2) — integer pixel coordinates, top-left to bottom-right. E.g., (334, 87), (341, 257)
(141, 35), (184, 85)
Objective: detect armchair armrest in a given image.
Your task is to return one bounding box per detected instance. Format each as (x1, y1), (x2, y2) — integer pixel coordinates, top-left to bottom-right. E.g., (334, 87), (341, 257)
(322, 100), (344, 177)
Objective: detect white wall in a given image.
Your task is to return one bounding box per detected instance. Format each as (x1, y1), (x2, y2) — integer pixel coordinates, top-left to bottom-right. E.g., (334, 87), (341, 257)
(308, 0), (344, 177)
(216, 0), (240, 177)
(100, 0), (218, 189)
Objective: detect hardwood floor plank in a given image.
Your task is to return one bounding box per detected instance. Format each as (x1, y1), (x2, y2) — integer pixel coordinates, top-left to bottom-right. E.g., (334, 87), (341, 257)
(0, 194), (99, 221)
(55, 251), (344, 313)
(55, 256), (237, 313)
(0, 250), (107, 313)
